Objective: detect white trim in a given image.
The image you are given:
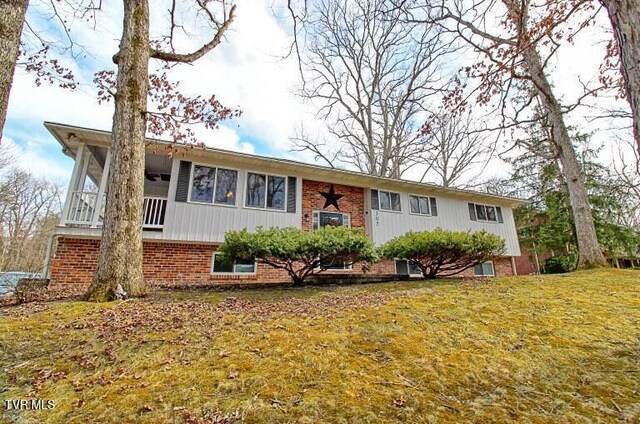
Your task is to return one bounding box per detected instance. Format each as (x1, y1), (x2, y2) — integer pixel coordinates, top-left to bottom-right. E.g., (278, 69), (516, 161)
(187, 162), (240, 207)
(471, 202), (500, 223)
(312, 210), (352, 229)
(372, 188), (402, 213)
(408, 194), (433, 216)
(61, 142), (86, 225)
(211, 252), (257, 275)
(91, 148), (111, 228)
(474, 261), (495, 277)
(243, 170), (288, 212)
(394, 259), (422, 276)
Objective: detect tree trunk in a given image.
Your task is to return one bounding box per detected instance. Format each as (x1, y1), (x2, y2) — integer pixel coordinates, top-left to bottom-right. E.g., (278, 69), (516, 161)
(0, 0), (28, 143)
(86, 0), (150, 301)
(600, 0), (640, 157)
(521, 45), (607, 268)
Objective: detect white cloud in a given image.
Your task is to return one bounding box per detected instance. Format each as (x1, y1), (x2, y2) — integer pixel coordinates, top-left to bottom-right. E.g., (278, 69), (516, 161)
(1, 136), (72, 185)
(5, 0), (635, 193)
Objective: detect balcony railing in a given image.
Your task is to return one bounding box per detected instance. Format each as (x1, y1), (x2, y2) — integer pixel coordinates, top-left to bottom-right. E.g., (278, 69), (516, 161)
(66, 190), (99, 224)
(63, 192), (167, 229)
(142, 196), (167, 229)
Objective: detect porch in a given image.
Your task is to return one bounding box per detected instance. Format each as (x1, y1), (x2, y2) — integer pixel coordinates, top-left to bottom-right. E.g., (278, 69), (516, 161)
(61, 142), (173, 230)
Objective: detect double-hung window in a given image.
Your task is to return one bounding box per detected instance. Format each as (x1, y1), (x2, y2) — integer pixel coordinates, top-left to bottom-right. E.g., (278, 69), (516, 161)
(246, 172), (286, 210)
(211, 253), (256, 274)
(371, 189), (401, 212)
(409, 195), (438, 216)
(468, 202), (504, 223)
(190, 165), (238, 206)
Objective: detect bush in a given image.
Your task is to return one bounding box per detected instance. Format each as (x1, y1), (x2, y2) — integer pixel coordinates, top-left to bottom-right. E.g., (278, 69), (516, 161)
(542, 255), (576, 274)
(218, 226), (378, 285)
(379, 228), (506, 279)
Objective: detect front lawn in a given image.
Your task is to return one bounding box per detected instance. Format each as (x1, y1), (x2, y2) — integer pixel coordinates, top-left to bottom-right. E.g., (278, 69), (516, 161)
(1, 269), (639, 423)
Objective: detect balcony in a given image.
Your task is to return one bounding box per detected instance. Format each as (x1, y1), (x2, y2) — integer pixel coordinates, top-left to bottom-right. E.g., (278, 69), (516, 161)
(65, 191), (167, 229)
(61, 142), (172, 230)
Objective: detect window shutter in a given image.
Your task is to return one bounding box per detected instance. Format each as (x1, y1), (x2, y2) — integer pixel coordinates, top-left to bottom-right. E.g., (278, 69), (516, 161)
(371, 189), (379, 210)
(175, 161), (192, 202)
(468, 203), (477, 221)
(430, 197), (438, 216)
(287, 176), (297, 213)
(496, 206), (504, 223)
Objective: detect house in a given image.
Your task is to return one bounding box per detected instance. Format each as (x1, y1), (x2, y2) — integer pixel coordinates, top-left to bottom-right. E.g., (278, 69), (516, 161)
(44, 122), (527, 291)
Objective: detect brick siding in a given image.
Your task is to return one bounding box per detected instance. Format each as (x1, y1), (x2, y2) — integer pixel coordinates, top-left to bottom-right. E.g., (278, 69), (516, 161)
(301, 180), (365, 230)
(49, 236), (513, 290)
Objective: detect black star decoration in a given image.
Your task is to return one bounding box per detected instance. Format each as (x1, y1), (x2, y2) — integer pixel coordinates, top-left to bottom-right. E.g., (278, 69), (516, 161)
(320, 184), (344, 211)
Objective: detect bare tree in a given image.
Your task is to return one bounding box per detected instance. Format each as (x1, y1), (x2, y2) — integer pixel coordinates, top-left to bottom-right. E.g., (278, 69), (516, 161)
(409, 0), (608, 268)
(86, 0), (237, 301)
(292, 0), (452, 178)
(600, 0), (640, 158)
(418, 109), (493, 188)
(0, 169), (61, 272)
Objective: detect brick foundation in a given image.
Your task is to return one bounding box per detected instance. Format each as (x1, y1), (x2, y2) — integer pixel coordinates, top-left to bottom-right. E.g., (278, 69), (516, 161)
(49, 237), (292, 290)
(49, 237), (514, 291)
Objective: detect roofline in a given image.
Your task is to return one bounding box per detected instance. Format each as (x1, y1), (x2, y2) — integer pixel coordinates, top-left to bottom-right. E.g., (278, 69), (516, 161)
(44, 121), (529, 208)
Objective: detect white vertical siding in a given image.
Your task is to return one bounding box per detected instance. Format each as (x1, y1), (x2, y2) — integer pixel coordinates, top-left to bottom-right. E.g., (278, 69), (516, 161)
(161, 160), (301, 243)
(369, 190), (521, 256)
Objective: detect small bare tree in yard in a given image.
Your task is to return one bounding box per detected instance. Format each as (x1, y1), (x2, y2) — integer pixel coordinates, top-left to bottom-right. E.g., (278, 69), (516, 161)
(292, 0), (452, 178)
(418, 109), (492, 188)
(0, 169), (61, 272)
(86, 0), (239, 301)
(408, 0), (608, 268)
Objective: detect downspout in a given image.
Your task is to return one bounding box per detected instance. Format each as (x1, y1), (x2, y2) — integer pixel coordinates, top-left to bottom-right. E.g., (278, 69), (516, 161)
(42, 233), (59, 282)
(510, 256), (518, 276)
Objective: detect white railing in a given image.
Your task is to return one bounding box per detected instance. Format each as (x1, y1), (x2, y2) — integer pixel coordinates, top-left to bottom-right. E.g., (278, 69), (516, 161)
(66, 190), (99, 224)
(64, 192), (166, 229)
(143, 196), (167, 229)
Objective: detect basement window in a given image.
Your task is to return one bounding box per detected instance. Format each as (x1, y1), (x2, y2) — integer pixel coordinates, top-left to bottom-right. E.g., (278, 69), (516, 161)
(211, 253), (256, 275)
(474, 261), (495, 277)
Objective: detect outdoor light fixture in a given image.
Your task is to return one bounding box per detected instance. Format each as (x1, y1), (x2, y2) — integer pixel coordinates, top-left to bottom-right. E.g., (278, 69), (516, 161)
(304, 213), (309, 223)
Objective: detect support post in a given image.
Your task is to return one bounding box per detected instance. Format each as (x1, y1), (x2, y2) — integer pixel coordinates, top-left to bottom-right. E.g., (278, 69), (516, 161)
(60, 142), (86, 225)
(91, 149), (111, 228)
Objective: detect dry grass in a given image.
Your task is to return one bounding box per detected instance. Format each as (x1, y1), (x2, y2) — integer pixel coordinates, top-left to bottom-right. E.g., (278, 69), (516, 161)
(1, 269), (639, 423)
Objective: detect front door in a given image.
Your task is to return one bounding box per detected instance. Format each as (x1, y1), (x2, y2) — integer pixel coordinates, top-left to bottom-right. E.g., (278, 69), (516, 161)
(315, 211), (351, 269)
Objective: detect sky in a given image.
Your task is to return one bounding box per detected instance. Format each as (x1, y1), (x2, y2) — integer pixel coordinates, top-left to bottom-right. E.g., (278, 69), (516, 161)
(2, 0), (634, 191)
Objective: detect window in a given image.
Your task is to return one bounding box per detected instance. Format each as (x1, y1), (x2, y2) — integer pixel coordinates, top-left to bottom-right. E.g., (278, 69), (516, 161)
(372, 189), (401, 211)
(395, 260), (422, 276)
(409, 195), (437, 216)
(474, 261), (495, 277)
(320, 258), (353, 270)
(211, 253), (256, 274)
(469, 202), (503, 223)
(312, 211), (351, 230)
(190, 165), (238, 205)
(246, 172), (286, 210)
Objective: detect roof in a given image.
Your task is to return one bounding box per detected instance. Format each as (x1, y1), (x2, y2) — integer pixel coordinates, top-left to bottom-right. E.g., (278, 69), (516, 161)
(44, 121), (528, 208)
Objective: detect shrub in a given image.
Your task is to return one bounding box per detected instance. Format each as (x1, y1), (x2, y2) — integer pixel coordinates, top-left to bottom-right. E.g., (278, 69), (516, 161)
(379, 228), (506, 279)
(218, 226), (378, 286)
(542, 255), (576, 274)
